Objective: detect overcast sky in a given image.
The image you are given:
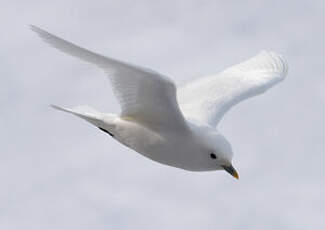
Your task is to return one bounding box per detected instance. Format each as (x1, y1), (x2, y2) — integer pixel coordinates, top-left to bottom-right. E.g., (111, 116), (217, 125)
(1, 0), (325, 229)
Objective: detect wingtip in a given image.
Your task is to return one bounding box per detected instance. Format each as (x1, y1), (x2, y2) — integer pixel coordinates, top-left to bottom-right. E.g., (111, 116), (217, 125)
(271, 51), (289, 77)
(30, 25), (42, 33)
(30, 25), (48, 39)
(30, 25), (53, 40)
(259, 50), (289, 78)
(29, 24), (36, 30)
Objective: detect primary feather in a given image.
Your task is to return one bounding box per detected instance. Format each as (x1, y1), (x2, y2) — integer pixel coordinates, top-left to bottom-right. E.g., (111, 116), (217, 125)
(178, 51), (288, 127)
(31, 26), (188, 131)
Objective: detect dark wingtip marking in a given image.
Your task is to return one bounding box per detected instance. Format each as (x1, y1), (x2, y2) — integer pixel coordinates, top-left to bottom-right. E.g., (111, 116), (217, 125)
(98, 127), (114, 137)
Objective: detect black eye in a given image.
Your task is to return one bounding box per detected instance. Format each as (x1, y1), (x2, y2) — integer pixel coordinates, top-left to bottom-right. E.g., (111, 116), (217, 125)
(210, 153), (217, 159)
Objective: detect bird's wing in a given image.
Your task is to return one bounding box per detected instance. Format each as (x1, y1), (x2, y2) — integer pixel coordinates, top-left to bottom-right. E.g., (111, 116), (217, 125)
(31, 26), (188, 131)
(178, 51), (288, 127)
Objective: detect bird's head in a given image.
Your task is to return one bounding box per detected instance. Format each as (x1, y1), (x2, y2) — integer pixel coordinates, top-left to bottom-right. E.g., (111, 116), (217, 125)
(202, 131), (239, 179)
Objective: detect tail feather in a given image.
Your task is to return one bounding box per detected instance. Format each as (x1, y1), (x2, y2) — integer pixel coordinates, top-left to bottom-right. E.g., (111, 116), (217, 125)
(51, 104), (117, 137)
(51, 104), (100, 116)
(51, 104), (104, 127)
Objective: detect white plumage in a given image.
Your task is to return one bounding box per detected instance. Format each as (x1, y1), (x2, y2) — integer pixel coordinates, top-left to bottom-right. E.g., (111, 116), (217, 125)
(178, 51), (288, 127)
(31, 26), (288, 178)
(31, 26), (187, 131)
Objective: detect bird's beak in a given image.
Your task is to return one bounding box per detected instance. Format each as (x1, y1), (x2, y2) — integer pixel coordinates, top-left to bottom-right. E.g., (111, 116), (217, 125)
(222, 164), (239, 180)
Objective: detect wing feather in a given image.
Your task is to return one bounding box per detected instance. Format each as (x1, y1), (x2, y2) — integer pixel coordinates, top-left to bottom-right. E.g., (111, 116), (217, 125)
(178, 51), (288, 127)
(31, 26), (188, 131)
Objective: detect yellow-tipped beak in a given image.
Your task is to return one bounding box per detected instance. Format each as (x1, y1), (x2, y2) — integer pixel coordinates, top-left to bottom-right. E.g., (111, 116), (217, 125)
(222, 164), (239, 180)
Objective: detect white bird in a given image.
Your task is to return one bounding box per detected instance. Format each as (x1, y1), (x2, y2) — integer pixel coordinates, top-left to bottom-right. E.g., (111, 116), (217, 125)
(31, 26), (288, 179)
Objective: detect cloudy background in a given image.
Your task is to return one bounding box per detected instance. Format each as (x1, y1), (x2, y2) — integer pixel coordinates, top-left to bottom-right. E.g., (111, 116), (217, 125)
(1, 0), (324, 229)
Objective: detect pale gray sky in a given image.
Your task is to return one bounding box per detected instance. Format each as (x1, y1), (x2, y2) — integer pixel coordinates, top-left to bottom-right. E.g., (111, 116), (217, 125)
(1, 0), (324, 229)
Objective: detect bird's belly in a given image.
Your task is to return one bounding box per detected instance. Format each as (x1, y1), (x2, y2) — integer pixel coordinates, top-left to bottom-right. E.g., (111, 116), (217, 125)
(114, 118), (203, 171)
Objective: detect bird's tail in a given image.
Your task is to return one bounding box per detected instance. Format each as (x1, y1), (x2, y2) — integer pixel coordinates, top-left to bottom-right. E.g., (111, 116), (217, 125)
(51, 105), (116, 134)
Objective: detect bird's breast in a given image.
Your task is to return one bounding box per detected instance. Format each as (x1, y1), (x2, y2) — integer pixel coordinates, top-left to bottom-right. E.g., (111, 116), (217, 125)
(113, 118), (203, 170)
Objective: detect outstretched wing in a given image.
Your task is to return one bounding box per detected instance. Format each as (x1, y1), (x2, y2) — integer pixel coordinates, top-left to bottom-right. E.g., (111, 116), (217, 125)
(31, 26), (188, 131)
(178, 51), (288, 127)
